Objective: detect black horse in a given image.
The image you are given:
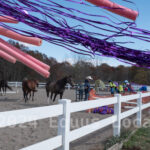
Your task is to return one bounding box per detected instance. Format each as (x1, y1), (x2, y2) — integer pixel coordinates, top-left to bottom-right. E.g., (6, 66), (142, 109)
(46, 76), (74, 103)
(0, 79), (12, 95)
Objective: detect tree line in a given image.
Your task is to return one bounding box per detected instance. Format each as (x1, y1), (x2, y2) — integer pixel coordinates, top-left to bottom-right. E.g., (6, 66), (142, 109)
(0, 40), (150, 85)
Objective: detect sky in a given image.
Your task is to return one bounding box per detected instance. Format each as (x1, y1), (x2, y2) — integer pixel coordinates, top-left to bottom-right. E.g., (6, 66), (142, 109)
(1, 0), (150, 67)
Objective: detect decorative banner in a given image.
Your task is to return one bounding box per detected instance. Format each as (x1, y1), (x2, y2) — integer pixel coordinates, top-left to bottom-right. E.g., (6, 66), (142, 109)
(0, 49), (16, 63)
(86, 0), (138, 21)
(0, 16), (18, 23)
(0, 39), (50, 78)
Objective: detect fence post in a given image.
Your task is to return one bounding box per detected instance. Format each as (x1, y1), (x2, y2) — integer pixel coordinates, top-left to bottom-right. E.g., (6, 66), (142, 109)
(113, 94), (121, 137)
(69, 84), (71, 90)
(15, 82), (17, 88)
(137, 92), (142, 127)
(58, 99), (71, 150)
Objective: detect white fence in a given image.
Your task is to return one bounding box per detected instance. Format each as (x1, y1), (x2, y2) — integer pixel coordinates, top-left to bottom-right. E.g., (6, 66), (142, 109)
(0, 92), (150, 149)
(8, 81), (150, 91)
(8, 82), (72, 89)
(8, 82), (46, 88)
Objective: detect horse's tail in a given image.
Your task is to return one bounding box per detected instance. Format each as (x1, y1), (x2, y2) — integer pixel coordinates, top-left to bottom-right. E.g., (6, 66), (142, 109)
(6, 84), (12, 91)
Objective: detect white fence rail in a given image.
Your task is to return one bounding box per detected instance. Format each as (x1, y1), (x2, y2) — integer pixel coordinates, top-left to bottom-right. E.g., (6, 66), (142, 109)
(0, 92), (150, 149)
(8, 82), (46, 88)
(8, 81), (150, 91)
(8, 82), (72, 89)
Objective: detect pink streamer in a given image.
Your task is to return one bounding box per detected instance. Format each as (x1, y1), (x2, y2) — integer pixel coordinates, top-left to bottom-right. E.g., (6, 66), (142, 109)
(0, 27), (42, 46)
(86, 0), (138, 21)
(0, 16), (18, 23)
(1, 39), (50, 71)
(0, 49), (16, 63)
(0, 39), (50, 78)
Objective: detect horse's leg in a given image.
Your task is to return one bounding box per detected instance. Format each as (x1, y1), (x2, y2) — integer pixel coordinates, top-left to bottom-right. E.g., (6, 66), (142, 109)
(2, 87), (4, 96)
(24, 91), (27, 103)
(0, 86), (2, 96)
(50, 92), (53, 100)
(3, 86), (5, 96)
(2, 87), (3, 96)
(26, 91), (28, 100)
(29, 91), (32, 100)
(0, 87), (2, 96)
(60, 93), (63, 99)
(28, 91), (31, 100)
(47, 90), (50, 104)
(23, 90), (26, 100)
(25, 91), (29, 103)
(4, 86), (6, 96)
(53, 93), (57, 102)
(32, 91), (34, 101)
(46, 89), (49, 98)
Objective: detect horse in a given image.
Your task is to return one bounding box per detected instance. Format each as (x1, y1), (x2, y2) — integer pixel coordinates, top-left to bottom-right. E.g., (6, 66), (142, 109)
(95, 79), (106, 94)
(0, 79), (12, 95)
(22, 78), (39, 103)
(46, 75), (74, 103)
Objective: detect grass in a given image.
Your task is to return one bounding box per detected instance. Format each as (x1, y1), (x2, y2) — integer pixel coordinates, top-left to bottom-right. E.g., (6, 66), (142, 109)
(104, 130), (131, 150)
(122, 127), (150, 150)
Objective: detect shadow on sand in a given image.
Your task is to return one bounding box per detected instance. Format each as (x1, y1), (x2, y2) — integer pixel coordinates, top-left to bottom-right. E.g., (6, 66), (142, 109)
(0, 98), (19, 102)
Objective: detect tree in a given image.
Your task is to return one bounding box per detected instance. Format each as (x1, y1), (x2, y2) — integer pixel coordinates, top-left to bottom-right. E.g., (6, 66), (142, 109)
(133, 70), (149, 85)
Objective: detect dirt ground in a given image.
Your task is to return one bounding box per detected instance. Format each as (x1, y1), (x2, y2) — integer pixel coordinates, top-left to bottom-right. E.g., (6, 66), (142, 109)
(0, 88), (150, 150)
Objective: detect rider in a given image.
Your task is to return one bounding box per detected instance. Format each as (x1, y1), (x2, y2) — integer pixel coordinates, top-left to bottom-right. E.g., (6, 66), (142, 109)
(95, 79), (105, 94)
(109, 80), (117, 95)
(118, 82), (124, 93)
(84, 76), (93, 100)
(77, 82), (84, 101)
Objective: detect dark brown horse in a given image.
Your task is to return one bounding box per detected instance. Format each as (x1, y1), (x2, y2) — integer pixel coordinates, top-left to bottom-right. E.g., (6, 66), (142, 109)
(46, 76), (74, 103)
(0, 79), (12, 95)
(22, 78), (39, 103)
